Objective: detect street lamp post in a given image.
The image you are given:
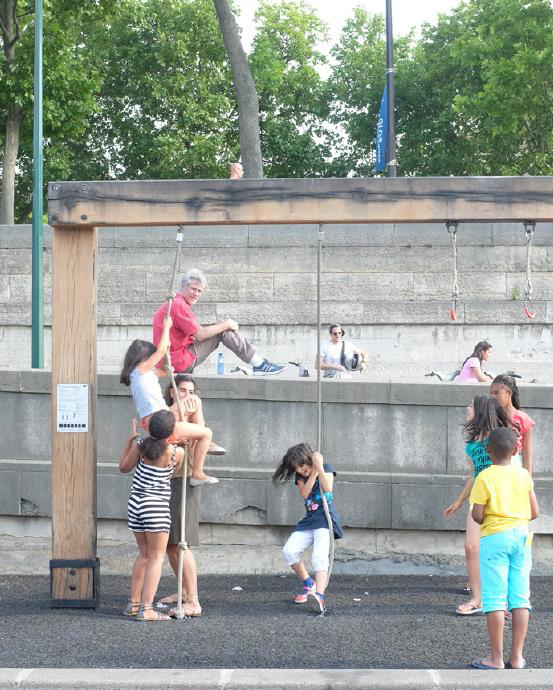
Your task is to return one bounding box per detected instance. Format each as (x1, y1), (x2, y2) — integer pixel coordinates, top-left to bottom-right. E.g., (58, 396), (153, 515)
(31, 0), (44, 368)
(385, 0), (397, 177)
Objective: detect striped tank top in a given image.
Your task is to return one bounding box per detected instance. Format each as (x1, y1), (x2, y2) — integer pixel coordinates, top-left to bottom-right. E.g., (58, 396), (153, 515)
(131, 447), (176, 499)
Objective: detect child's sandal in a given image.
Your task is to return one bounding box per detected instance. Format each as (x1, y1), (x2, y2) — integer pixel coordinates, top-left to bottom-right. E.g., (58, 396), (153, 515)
(123, 601), (140, 617)
(135, 605), (170, 622)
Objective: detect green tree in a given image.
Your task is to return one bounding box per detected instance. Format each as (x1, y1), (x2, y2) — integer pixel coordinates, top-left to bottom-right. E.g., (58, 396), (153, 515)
(250, 0), (333, 177)
(0, 0), (113, 222)
(398, 0), (553, 175)
(329, 0), (553, 176)
(77, 0), (237, 183)
(447, 0), (553, 174)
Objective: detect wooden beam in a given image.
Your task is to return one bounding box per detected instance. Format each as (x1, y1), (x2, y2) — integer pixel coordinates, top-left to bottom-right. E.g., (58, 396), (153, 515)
(48, 176), (553, 227)
(51, 225), (98, 606)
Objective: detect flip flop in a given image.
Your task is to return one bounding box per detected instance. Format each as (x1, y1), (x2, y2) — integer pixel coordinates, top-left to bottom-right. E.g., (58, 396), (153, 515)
(469, 658), (502, 670)
(189, 476), (219, 486)
(505, 659), (527, 669)
(456, 603), (483, 616)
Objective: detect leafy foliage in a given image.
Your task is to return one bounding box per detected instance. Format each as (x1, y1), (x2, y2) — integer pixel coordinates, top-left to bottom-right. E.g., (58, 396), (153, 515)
(1, 0), (115, 220)
(250, 0), (332, 177)
(3, 0), (553, 221)
(80, 0), (237, 181)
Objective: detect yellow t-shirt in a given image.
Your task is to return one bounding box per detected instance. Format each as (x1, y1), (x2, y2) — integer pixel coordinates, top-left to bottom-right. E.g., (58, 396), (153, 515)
(469, 464), (533, 537)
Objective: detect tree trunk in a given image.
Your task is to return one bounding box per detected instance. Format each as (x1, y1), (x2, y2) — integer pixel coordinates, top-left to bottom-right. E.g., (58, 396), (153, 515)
(1, 104), (22, 224)
(1, 0), (22, 223)
(213, 0), (263, 178)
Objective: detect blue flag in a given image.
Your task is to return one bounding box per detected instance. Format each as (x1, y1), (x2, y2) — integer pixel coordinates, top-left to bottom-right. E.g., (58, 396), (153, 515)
(375, 83), (388, 173)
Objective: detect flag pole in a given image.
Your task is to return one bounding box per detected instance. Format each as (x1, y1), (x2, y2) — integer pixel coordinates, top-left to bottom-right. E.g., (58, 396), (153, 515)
(385, 0), (397, 177)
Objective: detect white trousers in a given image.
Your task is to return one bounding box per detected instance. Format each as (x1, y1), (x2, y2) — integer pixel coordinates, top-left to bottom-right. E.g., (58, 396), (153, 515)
(282, 528), (330, 573)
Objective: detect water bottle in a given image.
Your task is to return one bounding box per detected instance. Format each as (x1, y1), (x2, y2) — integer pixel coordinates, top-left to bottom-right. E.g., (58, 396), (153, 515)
(217, 352), (224, 376)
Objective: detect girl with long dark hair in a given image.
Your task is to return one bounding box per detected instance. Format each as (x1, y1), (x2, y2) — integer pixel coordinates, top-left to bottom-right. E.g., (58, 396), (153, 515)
(273, 443), (343, 614)
(457, 341), (493, 383)
(443, 395), (511, 615)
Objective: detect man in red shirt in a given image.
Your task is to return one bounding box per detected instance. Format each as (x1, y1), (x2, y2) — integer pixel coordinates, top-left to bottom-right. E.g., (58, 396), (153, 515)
(153, 268), (285, 376)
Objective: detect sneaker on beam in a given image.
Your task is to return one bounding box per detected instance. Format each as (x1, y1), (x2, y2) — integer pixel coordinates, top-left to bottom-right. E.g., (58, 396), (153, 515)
(252, 359), (286, 376)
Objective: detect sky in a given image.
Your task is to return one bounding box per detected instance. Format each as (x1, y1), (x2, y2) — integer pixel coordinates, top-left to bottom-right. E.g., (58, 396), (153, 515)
(234, 0), (463, 49)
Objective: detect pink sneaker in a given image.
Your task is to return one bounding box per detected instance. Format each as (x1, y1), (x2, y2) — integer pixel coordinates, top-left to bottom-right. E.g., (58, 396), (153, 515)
(294, 583), (316, 604)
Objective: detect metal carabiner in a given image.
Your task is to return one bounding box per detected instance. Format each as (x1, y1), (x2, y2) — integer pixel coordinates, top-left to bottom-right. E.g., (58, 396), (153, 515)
(523, 221), (536, 319)
(446, 221), (459, 321)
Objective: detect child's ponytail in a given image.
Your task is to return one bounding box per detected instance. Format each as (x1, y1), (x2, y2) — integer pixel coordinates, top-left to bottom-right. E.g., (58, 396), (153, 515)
(140, 409), (175, 462)
(141, 437), (169, 462)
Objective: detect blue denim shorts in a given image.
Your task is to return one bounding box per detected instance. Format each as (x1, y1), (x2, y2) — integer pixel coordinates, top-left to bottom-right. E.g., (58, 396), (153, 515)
(480, 526), (532, 613)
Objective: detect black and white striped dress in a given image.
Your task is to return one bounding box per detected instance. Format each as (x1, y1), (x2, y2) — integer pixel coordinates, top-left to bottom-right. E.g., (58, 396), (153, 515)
(127, 448), (176, 533)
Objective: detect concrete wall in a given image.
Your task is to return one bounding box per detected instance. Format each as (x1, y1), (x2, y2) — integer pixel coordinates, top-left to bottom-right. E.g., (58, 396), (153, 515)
(1, 371), (552, 540)
(2, 223), (553, 380)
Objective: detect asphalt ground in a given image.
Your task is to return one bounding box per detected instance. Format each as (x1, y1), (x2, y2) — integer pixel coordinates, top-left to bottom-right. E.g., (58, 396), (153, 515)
(0, 574), (552, 670)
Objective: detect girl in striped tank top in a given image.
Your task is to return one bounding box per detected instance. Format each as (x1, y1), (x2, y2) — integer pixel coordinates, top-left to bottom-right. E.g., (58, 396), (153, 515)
(119, 410), (184, 621)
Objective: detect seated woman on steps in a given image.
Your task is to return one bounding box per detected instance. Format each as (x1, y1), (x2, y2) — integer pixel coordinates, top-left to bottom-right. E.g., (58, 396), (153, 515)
(456, 341), (493, 383)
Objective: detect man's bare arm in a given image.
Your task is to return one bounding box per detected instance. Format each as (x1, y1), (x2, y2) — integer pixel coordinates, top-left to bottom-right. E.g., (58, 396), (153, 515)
(195, 319), (238, 342)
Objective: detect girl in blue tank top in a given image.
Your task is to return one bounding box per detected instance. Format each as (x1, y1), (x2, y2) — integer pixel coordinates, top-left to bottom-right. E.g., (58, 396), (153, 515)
(443, 395), (510, 616)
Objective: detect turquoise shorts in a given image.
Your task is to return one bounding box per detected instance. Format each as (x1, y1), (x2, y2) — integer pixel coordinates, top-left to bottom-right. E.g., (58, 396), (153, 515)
(480, 526), (532, 613)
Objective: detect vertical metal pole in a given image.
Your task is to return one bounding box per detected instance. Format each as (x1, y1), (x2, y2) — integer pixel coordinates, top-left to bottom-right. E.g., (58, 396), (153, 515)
(316, 224), (324, 451)
(317, 224), (334, 589)
(31, 0), (44, 367)
(385, 0), (397, 177)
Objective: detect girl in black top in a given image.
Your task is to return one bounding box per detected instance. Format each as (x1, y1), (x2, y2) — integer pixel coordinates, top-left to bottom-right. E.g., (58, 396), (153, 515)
(273, 443), (343, 613)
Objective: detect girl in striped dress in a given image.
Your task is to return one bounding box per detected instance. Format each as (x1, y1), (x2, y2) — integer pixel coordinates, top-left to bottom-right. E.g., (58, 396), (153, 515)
(119, 410), (184, 621)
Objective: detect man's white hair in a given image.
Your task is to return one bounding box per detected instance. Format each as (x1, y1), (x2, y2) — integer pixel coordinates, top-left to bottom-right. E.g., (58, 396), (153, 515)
(180, 268), (207, 290)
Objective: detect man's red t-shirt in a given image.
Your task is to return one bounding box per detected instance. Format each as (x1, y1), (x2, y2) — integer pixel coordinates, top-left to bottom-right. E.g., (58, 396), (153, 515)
(153, 294), (200, 372)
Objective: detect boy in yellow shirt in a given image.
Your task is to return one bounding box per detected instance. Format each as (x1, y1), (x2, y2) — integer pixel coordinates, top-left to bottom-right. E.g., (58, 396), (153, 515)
(469, 427), (539, 670)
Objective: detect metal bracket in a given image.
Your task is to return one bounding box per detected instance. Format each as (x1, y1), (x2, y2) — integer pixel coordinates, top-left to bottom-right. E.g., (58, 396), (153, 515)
(50, 558), (100, 608)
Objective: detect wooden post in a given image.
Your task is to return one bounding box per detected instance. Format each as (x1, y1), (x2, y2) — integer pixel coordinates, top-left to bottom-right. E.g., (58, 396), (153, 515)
(50, 225), (99, 607)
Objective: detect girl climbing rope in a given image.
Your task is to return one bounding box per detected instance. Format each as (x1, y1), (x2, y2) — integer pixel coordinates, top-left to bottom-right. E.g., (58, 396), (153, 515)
(272, 443), (343, 615)
(119, 317), (216, 486)
(443, 395), (511, 616)
(119, 411), (184, 621)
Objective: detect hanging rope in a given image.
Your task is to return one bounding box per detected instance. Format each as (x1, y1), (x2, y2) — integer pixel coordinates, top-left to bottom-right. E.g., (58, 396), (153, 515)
(446, 221), (459, 321)
(163, 226), (190, 620)
(316, 224), (335, 596)
(523, 221), (536, 319)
